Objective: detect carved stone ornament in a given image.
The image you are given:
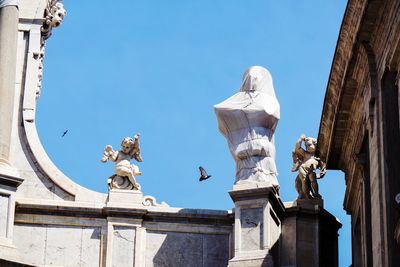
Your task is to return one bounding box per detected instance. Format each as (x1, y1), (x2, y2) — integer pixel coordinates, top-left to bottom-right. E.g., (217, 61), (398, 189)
(214, 66), (280, 188)
(143, 195), (169, 207)
(291, 134), (326, 199)
(34, 47), (45, 99)
(41, 0), (66, 41)
(35, 1), (66, 100)
(101, 133), (143, 191)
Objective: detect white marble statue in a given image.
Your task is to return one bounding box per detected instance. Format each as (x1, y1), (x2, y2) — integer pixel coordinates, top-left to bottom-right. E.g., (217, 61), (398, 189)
(214, 66), (280, 188)
(101, 133), (143, 190)
(291, 134), (326, 199)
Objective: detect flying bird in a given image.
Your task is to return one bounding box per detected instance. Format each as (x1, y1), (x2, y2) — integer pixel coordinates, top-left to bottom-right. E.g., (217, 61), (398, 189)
(61, 130), (68, 137)
(199, 166), (211, 181)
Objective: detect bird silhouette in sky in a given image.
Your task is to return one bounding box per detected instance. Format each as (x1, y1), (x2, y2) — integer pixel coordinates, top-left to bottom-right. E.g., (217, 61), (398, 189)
(199, 166), (211, 181)
(61, 130), (68, 137)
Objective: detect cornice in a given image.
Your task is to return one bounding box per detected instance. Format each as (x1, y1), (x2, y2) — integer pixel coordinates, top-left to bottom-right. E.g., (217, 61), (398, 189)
(317, 0), (367, 168)
(0, 174), (24, 189)
(15, 199), (233, 226)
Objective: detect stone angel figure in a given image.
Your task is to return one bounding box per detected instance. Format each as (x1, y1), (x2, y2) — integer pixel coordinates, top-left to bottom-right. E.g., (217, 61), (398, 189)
(101, 133), (143, 190)
(291, 134), (326, 199)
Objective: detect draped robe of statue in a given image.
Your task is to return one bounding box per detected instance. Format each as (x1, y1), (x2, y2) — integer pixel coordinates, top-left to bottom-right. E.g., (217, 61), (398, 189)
(214, 66), (280, 187)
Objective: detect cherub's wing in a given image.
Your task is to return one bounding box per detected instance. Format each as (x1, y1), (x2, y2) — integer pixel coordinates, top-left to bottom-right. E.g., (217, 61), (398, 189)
(134, 152), (143, 162)
(131, 134), (143, 162)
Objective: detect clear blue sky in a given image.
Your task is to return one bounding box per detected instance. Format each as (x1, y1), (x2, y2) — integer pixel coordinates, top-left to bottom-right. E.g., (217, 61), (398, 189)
(37, 1), (350, 266)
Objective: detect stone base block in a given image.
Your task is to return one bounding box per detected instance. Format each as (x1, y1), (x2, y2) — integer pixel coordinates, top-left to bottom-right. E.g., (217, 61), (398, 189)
(232, 181), (274, 192)
(294, 197), (324, 209)
(107, 189), (144, 206)
(229, 185), (284, 266)
(229, 253), (273, 267)
(280, 200), (341, 267)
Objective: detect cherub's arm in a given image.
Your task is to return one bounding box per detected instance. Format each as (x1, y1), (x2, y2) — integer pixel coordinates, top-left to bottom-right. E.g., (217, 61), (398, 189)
(130, 133), (143, 162)
(101, 145), (118, 162)
(293, 134), (306, 160)
(290, 135), (306, 172)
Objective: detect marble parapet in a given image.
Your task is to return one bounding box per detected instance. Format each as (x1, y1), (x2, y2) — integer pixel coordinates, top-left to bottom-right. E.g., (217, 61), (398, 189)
(15, 198), (233, 224)
(7, 197), (234, 267)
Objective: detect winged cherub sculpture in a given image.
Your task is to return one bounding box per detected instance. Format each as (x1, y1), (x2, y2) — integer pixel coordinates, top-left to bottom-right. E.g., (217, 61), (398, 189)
(101, 133), (143, 190)
(291, 134), (326, 199)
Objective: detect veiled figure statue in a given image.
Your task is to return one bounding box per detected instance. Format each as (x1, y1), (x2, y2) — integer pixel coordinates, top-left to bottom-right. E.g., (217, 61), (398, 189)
(101, 133), (143, 190)
(214, 66), (280, 189)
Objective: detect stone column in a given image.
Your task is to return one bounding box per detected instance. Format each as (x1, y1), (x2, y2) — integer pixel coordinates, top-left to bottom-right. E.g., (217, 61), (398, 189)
(0, 1), (22, 248)
(0, 1), (18, 176)
(228, 184), (285, 267)
(280, 200), (342, 267)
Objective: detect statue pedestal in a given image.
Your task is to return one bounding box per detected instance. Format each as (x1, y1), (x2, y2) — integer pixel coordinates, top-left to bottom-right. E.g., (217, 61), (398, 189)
(280, 199), (341, 267)
(294, 197), (324, 209)
(107, 189), (144, 207)
(228, 183), (285, 267)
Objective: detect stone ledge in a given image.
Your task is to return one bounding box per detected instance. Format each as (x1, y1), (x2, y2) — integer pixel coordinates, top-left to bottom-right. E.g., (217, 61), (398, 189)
(229, 185), (285, 216)
(0, 258), (35, 267)
(283, 200), (342, 229)
(15, 198), (234, 226)
(0, 171), (23, 189)
(229, 252), (273, 267)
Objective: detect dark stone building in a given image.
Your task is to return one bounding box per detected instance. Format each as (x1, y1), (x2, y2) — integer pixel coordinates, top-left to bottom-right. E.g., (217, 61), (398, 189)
(318, 0), (400, 266)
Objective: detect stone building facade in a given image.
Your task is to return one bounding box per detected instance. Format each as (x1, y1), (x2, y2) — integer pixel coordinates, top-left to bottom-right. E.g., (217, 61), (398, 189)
(0, 0), (341, 266)
(318, 0), (400, 266)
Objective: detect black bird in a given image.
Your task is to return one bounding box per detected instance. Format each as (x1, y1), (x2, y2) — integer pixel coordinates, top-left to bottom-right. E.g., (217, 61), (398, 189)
(199, 166), (211, 181)
(61, 130), (68, 137)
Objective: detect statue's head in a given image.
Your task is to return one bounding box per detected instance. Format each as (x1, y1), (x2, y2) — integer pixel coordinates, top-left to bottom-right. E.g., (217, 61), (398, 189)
(49, 2), (66, 28)
(120, 137), (133, 154)
(240, 66), (276, 98)
(305, 137), (317, 153)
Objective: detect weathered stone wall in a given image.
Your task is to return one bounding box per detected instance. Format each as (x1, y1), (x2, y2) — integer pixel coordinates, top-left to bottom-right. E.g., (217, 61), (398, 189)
(8, 201), (233, 267)
(145, 231), (230, 266)
(14, 223), (102, 266)
(318, 0), (400, 266)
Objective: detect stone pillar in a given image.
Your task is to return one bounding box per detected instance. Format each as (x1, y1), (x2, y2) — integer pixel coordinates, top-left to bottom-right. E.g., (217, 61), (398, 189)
(105, 189), (147, 267)
(0, 1), (22, 249)
(228, 183), (285, 267)
(280, 200), (342, 267)
(0, 1), (19, 176)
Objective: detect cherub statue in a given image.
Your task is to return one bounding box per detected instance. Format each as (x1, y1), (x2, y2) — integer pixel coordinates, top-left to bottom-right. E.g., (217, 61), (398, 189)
(42, 1), (67, 41)
(101, 133), (143, 190)
(291, 134), (326, 199)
